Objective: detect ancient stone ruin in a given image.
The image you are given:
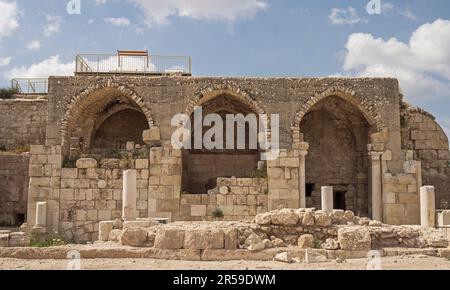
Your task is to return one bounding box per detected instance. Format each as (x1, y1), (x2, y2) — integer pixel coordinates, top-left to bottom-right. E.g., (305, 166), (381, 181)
(0, 69), (449, 261)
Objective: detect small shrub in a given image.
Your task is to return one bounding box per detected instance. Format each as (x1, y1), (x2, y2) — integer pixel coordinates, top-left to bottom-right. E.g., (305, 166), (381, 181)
(0, 87), (19, 99)
(242, 168), (267, 179)
(119, 151), (133, 169)
(313, 239), (322, 249)
(212, 208), (224, 219)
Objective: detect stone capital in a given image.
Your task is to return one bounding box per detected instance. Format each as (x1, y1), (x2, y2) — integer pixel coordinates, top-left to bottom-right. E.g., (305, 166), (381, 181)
(368, 151), (383, 161)
(299, 150), (308, 157)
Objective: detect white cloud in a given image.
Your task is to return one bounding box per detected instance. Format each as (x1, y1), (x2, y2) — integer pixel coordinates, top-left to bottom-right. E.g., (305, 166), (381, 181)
(105, 17), (131, 27)
(4, 55), (74, 79)
(94, 0), (107, 5)
(26, 39), (41, 51)
(44, 15), (62, 37)
(129, 0), (267, 27)
(0, 0), (19, 39)
(329, 7), (367, 25)
(342, 19), (450, 102)
(0, 56), (12, 67)
(380, 2), (417, 20)
(400, 8), (418, 21)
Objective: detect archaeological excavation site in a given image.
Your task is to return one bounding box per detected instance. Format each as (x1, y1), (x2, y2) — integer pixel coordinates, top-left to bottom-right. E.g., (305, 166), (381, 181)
(1, 52), (450, 266)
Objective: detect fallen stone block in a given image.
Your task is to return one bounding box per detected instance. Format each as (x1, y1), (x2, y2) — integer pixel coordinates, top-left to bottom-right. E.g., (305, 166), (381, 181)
(8, 232), (30, 247)
(305, 249), (328, 263)
(76, 158), (98, 169)
(99, 221), (114, 242)
(154, 229), (185, 249)
(120, 228), (148, 247)
(183, 229), (224, 250)
(338, 226), (371, 251)
(0, 234), (8, 247)
(274, 252), (293, 263)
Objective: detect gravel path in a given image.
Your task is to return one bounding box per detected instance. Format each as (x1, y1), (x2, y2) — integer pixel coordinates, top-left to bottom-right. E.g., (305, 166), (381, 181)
(1, 255), (449, 270)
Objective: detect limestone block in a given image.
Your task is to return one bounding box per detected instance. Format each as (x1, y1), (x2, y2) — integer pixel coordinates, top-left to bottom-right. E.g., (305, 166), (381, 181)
(183, 229), (225, 250)
(30, 145), (46, 155)
(314, 211), (332, 227)
(120, 228), (148, 247)
(248, 242), (265, 251)
(224, 228), (238, 250)
(191, 205), (207, 217)
(76, 158), (97, 169)
(322, 238), (339, 250)
(8, 232), (30, 247)
(29, 165), (44, 177)
(154, 229), (185, 249)
(302, 211), (315, 226)
(99, 221), (114, 241)
(274, 252), (293, 263)
(108, 229), (122, 242)
(255, 212), (272, 225)
(219, 186), (229, 195)
(437, 210), (450, 227)
(98, 210), (112, 221)
(61, 168), (78, 179)
(123, 220), (157, 229)
(0, 234), (8, 247)
(271, 209), (299, 226)
(143, 127), (161, 144)
(135, 159), (149, 169)
(298, 234), (314, 249)
(337, 226), (371, 251)
(126, 142), (135, 151)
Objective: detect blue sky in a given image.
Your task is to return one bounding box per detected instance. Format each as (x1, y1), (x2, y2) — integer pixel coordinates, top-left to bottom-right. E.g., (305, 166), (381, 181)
(0, 0), (449, 137)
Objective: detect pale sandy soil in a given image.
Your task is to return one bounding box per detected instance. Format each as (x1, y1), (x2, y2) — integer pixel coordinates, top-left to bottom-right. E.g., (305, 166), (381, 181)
(0, 255), (449, 270)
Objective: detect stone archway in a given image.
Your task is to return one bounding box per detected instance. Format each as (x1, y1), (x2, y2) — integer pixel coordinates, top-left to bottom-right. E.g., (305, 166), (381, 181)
(182, 88), (267, 194)
(291, 87), (386, 145)
(292, 88), (387, 218)
(60, 81), (154, 151)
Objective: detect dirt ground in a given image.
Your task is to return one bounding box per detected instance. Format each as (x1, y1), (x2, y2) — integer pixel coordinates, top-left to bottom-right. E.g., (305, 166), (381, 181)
(0, 255), (449, 270)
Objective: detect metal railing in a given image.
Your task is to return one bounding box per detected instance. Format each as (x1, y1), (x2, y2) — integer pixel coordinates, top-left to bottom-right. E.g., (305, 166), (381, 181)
(75, 53), (192, 75)
(11, 78), (48, 94)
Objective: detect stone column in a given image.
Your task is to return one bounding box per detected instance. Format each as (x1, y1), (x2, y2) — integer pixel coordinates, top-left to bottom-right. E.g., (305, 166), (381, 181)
(122, 169), (137, 221)
(321, 186), (334, 213)
(420, 186), (436, 228)
(298, 142), (309, 209)
(369, 150), (383, 222)
(35, 202), (47, 227)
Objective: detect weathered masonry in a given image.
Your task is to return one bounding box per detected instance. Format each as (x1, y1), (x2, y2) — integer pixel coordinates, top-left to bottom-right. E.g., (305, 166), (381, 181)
(1, 75), (449, 242)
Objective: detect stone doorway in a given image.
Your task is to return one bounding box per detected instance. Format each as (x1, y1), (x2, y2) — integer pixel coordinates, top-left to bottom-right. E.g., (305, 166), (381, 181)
(300, 96), (373, 216)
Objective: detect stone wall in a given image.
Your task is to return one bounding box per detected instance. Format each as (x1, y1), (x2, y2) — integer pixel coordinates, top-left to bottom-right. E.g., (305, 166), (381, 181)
(0, 98), (47, 151)
(267, 149), (300, 210)
(401, 105), (450, 207)
(382, 153), (422, 225)
(0, 153), (29, 226)
(46, 76), (400, 156)
(180, 177), (268, 221)
(59, 159), (150, 242)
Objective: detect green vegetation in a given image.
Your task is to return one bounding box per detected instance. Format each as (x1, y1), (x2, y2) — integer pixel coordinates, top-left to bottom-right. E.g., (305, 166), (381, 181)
(242, 168), (268, 179)
(212, 207), (224, 219)
(0, 87), (19, 99)
(30, 232), (67, 248)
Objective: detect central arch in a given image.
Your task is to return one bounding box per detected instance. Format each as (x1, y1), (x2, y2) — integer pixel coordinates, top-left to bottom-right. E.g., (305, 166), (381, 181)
(182, 88), (267, 194)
